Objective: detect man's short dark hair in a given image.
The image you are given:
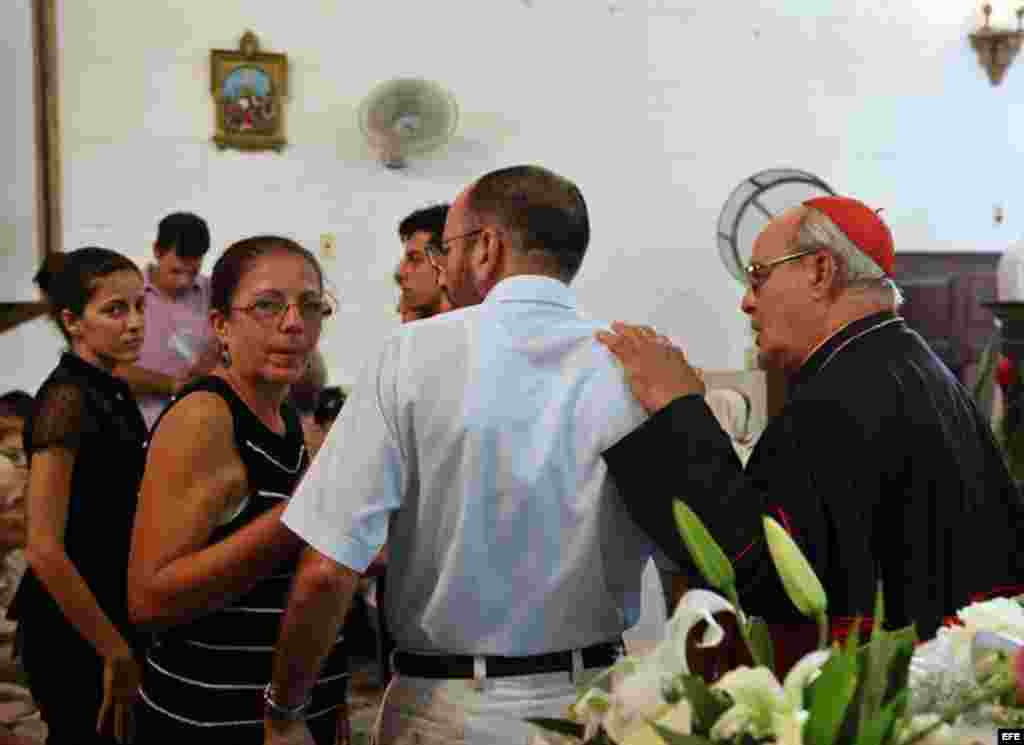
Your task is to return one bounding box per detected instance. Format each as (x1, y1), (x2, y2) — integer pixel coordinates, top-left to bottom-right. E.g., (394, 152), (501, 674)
(398, 204), (450, 247)
(0, 391), (33, 422)
(156, 212), (211, 259)
(466, 165), (589, 281)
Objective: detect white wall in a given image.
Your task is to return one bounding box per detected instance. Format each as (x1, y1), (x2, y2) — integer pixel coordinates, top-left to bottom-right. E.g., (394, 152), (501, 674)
(4, 0), (1024, 394)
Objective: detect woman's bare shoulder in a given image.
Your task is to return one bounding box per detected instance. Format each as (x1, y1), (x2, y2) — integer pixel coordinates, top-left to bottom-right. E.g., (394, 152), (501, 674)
(143, 392), (247, 501)
(147, 392), (239, 463)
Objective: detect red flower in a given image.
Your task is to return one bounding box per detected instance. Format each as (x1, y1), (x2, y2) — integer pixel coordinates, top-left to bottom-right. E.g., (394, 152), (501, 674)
(997, 355), (1017, 391)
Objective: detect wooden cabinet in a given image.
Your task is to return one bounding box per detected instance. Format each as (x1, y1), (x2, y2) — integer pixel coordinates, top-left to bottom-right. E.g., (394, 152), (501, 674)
(893, 252), (1001, 384)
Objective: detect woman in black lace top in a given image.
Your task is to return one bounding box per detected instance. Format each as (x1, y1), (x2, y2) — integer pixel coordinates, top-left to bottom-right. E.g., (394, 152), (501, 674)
(14, 248), (147, 745)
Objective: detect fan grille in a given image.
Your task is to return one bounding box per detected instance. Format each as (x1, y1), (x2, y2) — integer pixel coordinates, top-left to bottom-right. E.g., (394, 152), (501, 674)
(359, 78), (459, 161)
(717, 169), (835, 285)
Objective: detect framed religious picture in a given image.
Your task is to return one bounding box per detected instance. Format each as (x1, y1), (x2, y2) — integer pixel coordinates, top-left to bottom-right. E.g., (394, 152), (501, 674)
(210, 31), (287, 152)
(1, 0), (60, 334)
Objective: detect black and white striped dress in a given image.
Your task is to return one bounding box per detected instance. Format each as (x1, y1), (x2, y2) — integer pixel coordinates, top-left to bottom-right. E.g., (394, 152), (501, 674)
(138, 377), (348, 744)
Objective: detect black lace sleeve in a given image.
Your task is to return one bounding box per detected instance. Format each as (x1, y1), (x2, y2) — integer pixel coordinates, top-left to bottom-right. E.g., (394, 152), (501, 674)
(29, 382), (94, 453)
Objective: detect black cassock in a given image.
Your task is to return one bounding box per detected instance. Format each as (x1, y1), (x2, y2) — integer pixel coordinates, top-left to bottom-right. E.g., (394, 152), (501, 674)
(605, 311), (1024, 642)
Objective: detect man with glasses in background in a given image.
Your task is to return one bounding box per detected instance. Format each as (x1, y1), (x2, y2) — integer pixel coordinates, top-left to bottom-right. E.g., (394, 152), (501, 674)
(395, 204), (452, 323)
(264, 166), (654, 745)
(595, 196), (1024, 675)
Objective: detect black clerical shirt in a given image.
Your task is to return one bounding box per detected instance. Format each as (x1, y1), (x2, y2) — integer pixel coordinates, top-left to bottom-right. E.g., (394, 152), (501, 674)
(605, 311), (1024, 638)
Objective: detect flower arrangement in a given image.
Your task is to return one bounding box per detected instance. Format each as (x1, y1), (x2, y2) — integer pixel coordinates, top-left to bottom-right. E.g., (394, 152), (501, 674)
(528, 502), (1024, 745)
(973, 315), (1024, 482)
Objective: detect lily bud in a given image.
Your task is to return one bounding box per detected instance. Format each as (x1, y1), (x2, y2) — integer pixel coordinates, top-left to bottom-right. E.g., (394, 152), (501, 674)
(763, 516), (827, 617)
(673, 501), (735, 592)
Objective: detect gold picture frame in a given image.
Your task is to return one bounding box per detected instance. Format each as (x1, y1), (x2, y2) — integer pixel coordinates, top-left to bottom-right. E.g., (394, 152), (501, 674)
(210, 31), (288, 152)
(1, 0), (61, 335)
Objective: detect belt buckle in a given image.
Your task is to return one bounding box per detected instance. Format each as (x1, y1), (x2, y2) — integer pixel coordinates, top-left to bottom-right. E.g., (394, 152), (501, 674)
(570, 648), (583, 683)
(472, 656), (487, 691)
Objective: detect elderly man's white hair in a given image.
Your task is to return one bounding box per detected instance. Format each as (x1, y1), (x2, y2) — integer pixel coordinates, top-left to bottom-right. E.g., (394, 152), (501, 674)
(795, 206), (903, 308)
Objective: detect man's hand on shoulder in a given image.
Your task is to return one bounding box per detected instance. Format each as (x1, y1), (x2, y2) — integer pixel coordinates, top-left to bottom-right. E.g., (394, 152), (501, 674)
(595, 321), (705, 413)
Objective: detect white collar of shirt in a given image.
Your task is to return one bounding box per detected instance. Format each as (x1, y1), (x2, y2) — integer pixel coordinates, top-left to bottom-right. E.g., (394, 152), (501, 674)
(483, 274), (577, 310)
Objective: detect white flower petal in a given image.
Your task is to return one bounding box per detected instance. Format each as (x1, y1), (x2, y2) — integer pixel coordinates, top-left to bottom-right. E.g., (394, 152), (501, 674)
(604, 667), (670, 744)
(782, 649), (831, 710)
(653, 699), (693, 737)
(573, 687), (610, 738)
(714, 665), (784, 704)
(710, 703), (755, 741)
(712, 666), (784, 737)
(662, 589), (737, 671)
(896, 714), (958, 745)
(772, 710), (808, 745)
(956, 598), (1024, 640)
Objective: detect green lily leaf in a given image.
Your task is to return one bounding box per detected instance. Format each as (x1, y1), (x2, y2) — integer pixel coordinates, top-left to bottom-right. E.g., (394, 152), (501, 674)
(805, 644), (860, 745)
(855, 689), (908, 745)
(852, 637), (915, 739)
(673, 501), (735, 592)
(525, 718), (586, 740)
(649, 723), (716, 745)
(747, 616), (776, 676)
(842, 617), (866, 657)
(871, 581), (885, 642)
(678, 674), (731, 735)
(881, 628), (916, 711)
(972, 331), (998, 414)
(853, 591), (917, 740)
(763, 516), (827, 618)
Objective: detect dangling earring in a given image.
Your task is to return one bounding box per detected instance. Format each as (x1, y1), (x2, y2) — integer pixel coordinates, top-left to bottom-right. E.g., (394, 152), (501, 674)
(222, 345), (232, 368)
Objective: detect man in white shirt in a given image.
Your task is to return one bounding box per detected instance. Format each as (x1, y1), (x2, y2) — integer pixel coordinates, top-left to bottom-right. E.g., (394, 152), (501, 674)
(264, 166), (652, 745)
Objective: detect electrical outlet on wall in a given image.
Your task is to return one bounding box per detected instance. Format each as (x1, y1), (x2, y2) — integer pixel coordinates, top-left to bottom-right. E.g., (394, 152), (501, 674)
(320, 233), (337, 260)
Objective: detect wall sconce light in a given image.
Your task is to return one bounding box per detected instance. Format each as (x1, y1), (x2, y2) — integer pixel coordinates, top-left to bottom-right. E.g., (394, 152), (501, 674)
(970, 3), (1024, 85)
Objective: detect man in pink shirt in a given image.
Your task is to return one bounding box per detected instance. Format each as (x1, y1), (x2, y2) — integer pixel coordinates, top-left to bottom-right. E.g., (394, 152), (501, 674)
(114, 212), (220, 429)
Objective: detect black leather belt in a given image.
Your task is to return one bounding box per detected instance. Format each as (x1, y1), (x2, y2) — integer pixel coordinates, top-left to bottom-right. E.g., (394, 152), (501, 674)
(393, 640), (623, 679)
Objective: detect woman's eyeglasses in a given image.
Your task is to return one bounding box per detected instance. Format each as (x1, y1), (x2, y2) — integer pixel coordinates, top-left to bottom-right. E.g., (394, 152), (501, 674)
(0, 449), (27, 469)
(232, 297), (333, 324)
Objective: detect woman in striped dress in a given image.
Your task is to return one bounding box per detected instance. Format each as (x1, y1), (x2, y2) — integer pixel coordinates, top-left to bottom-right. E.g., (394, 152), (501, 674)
(127, 236), (347, 744)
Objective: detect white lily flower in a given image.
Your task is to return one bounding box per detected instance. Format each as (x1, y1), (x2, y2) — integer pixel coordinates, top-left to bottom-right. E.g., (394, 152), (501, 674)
(572, 589), (737, 742)
(956, 597), (1024, 640)
(781, 649), (831, 710)
(895, 714), (957, 745)
(603, 665), (670, 743)
(772, 710), (809, 745)
(658, 589), (738, 671)
(618, 700), (693, 745)
(710, 650), (829, 741)
(711, 666), (784, 739)
(574, 687), (611, 740)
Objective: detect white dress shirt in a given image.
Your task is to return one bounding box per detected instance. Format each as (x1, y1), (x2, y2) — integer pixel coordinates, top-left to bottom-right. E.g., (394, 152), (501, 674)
(284, 275), (653, 656)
